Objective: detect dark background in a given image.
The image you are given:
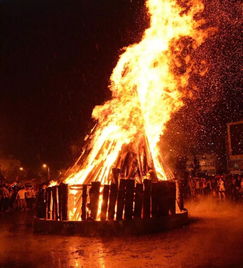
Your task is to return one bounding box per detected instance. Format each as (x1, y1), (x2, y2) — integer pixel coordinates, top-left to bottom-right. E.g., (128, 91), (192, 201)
(0, 0), (242, 173)
(230, 123), (243, 155)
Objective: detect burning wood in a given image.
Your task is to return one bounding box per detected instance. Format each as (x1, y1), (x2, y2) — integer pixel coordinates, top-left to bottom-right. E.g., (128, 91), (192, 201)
(38, 180), (181, 222)
(42, 0), (208, 222)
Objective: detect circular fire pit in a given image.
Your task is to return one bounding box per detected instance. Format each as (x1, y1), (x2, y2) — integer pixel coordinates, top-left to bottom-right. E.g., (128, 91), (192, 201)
(33, 212), (188, 236)
(34, 180), (188, 236)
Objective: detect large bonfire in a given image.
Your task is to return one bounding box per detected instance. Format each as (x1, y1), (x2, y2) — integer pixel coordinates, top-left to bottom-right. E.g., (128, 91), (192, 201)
(61, 0), (207, 219)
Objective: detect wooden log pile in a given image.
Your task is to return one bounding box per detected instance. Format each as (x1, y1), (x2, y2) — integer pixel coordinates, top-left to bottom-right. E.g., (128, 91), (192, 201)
(37, 180), (178, 222)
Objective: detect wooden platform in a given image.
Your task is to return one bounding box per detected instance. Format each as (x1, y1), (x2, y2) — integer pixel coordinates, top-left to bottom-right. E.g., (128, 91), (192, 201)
(33, 211), (188, 236)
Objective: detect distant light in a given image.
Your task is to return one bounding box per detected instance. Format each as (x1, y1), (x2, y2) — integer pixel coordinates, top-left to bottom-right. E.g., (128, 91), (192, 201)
(42, 163), (48, 168)
(19, 167), (24, 171)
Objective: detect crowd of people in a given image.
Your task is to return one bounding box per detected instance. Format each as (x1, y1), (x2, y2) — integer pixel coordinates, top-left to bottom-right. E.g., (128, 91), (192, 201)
(183, 174), (243, 201)
(0, 182), (37, 212)
(1, 173), (243, 214)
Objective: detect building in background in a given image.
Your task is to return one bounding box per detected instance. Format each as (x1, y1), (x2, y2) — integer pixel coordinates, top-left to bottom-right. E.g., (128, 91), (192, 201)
(227, 120), (243, 174)
(186, 154), (217, 176)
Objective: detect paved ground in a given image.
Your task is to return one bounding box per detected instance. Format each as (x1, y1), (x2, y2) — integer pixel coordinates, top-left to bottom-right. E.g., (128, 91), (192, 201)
(0, 197), (242, 268)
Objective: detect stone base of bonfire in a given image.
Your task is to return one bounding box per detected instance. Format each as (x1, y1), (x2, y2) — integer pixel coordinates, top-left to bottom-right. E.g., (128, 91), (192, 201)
(34, 180), (188, 235)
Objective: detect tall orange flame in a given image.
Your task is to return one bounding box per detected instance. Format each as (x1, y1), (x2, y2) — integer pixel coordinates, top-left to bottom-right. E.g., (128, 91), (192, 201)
(65, 0), (207, 187)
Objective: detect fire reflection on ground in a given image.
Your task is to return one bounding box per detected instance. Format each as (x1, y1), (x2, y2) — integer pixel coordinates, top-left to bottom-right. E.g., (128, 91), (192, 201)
(0, 198), (242, 268)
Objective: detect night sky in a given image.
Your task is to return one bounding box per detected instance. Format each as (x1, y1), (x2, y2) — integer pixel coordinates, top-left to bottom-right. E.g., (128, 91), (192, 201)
(0, 0), (242, 171)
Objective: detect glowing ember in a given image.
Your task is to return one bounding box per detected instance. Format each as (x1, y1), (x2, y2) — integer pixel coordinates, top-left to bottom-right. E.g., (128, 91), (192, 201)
(63, 0), (207, 220)
(48, 180), (58, 187)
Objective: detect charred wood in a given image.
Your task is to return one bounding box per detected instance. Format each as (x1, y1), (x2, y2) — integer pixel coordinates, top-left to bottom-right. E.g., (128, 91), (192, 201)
(36, 188), (46, 219)
(81, 185), (88, 221)
(158, 181), (170, 216)
(101, 185), (110, 221)
(52, 186), (58, 220)
(124, 179), (135, 220)
(90, 181), (100, 220)
(108, 184), (118, 220)
(134, 183), (143, 218)
(168, 181), (176, 215)
(116, 179), (126, 220)
(59, 184), (68, 221)
(46, 187), (51, 219)
(152, 183), (160, 218)
(143, 179), (151, 219)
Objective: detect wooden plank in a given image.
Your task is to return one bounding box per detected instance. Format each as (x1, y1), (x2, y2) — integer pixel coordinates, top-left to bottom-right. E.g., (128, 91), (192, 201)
(61, 184), (68, 220)
(124, 179), (135, 220)
(90, 182), (100, 220)
(168, 181), (176, 215)
(36, 188), (46, 219)
(116, 179), (126, 220)
(52, 186), (58, 220)
(134, 183), (143, 219)
(101, 185), (110, 221)
(143, 179), (151, 219)
(151, 182), (160, 218)
(81, 185), (88, 221)
(46, 187), (51, 219)
(58, 183), (68, 221)
(158, 181), (169, 216)
(57, 184), (63, 220)
(108, 184), (118, 220)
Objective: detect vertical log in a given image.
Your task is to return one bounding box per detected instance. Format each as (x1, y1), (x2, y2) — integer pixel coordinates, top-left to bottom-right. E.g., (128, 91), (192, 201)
(134, 183), (143, 219)
(176, 179), (185, 211)
(101, 185), (110, 221)
(168, 181), (176, 215)
(143, 179), (151, 219)
(81, 185), (87, 221)
(158, 181), (169, 216)
(116, 179), (126, 220)
(108, 184), (117, 220)
(58, 183), (68, 221)
(62, 184), (68, 220)
(36, 188), (45, 219)
(90, 182), (100, 220)
(58, 184), (62, 220)
(56, 185), (60, 220)
(52, 186), (58, 220)
(124, 179), (135, 220)
(151, 183), (160, 218)
(46, 187), (52, 219)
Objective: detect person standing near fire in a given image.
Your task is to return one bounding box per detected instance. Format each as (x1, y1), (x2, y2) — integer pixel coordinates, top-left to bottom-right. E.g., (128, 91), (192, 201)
(17, 187), (27, 210)
(218, 177), (226, 200)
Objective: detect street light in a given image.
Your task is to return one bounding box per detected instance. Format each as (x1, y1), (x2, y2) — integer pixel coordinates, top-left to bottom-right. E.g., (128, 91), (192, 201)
(18, 167), (24, 180)
(42, 163), (50, 179)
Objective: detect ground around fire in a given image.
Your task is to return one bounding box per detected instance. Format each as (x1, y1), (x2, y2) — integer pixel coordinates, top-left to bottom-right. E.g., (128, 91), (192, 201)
(0, 198), (242, 268)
